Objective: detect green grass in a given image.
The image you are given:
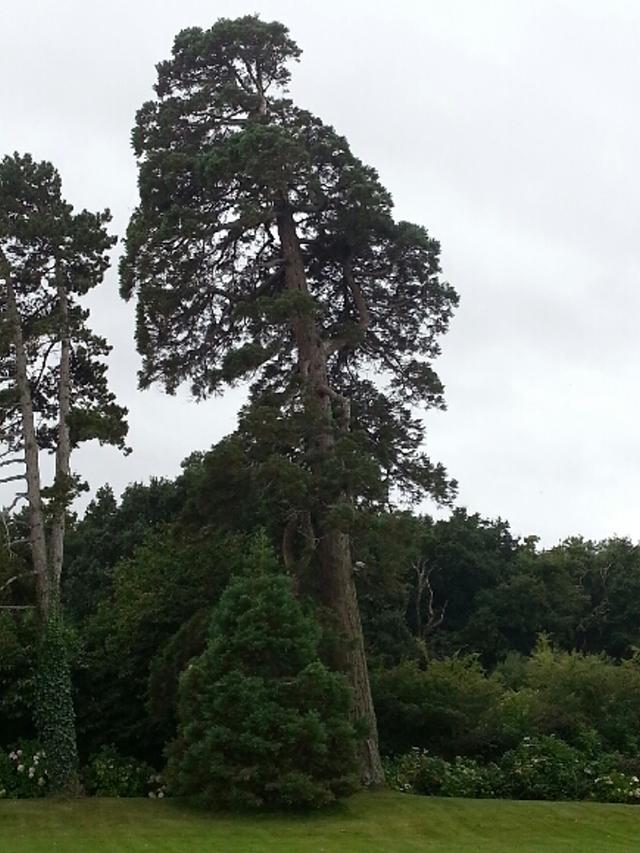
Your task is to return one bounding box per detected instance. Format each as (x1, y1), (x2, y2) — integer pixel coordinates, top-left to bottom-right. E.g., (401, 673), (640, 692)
(2, 791), (640, 852)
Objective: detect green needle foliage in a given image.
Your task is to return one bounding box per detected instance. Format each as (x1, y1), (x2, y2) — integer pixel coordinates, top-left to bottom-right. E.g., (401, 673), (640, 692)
(121, 14), (458, 784)
(120, 14), (457, 507)
(167, 539), (358, 809)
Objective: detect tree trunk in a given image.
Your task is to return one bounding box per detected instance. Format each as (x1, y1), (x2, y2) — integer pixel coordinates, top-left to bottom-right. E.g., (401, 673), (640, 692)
(49, 271), (71, 593)
(276, 207), (385, 785)
(4, 266), (79, 794)
(316, 524), (385, 784)
(4, 275), (50, 617)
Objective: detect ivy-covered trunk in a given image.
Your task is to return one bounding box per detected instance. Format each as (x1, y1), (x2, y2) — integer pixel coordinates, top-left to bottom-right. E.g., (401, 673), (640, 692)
(34, 607), (80, 793)
(277, 206), (385, 786)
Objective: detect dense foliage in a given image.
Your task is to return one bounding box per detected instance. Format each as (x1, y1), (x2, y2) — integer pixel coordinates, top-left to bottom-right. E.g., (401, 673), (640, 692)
(3, 12), (640, 811)
(3, 444), (640, 803)
(167, 540), (358, 809)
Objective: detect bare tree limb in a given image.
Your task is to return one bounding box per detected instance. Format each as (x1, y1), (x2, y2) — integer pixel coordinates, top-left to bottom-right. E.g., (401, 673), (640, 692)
(0, 457), (24, 467)
(3, 493), (27, 514)
(0, 569), (37, 594)
(414, 558), (447, 637)
(0, 473), (25, 484)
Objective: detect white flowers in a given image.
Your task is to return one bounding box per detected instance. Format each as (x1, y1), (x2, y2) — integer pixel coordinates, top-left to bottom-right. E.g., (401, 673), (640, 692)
(2, 745), (49, 794)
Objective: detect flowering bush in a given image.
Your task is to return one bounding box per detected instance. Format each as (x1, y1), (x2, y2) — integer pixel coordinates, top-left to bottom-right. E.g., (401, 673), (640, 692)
(499, 735), (590, 801)
(0, 742), (49, 798)
(384, 749), (500, 798)
(386, 736), (640, 805)
(82, 746), (165, 798)
(588, 771), (640, 804)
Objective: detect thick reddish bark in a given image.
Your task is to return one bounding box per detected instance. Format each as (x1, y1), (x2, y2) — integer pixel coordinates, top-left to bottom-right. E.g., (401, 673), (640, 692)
(276, 207), (385, 785)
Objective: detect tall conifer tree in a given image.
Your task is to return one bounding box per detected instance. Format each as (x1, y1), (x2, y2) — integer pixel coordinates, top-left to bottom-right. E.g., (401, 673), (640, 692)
(0, 153), (128, 790)
(121, 16), (457, 783)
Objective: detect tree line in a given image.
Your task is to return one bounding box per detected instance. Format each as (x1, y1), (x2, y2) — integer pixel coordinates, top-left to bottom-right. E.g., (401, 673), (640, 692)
(2, 15), (630, 804)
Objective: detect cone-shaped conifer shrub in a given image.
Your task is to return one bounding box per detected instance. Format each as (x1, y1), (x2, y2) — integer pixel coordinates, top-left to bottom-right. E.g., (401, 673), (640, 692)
(167, 539), (358, 808)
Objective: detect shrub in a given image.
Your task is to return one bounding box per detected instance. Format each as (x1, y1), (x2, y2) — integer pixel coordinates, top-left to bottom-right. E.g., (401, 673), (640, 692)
(499, 735), (591, 800)
(385, 737), (640, 805)
(384, 749), (501, 798)
(0, 742), (49, 798)
(373, 656), (503, 758)
(82, 745), (164, 797)
(523, 640), (640, 754)
(589, 771), (640, 804)
(167, 540), (358, 810)
(0, 612), (37, 746)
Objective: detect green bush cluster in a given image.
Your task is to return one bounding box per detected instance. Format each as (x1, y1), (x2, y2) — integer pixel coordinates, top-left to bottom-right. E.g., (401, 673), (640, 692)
(0, 742), (49, 799)
(374, 640), (640, 761)
(82, 746), (165, 798)
(386, 736), (640, 805)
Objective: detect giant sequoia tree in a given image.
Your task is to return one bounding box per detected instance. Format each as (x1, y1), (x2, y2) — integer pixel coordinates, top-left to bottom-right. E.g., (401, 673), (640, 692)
(121, 16), (457, 783)
(0, 153), (128, 790)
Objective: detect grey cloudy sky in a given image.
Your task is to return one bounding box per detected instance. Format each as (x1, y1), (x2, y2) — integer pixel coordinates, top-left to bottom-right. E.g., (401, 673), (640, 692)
(1, 0), (638, 545)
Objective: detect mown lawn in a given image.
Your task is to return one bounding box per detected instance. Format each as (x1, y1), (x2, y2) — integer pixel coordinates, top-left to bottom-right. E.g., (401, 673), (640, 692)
(2, 791), (640, 852)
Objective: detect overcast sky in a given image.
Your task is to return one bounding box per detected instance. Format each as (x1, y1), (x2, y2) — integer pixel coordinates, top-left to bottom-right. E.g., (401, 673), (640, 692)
(1, 0), (638, 545)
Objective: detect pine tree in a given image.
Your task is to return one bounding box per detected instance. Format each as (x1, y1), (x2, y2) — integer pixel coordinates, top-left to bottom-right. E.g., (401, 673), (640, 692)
(167, 537), (358, 809)
(121, 15), (458, 783)
(0, 153), (128, 791)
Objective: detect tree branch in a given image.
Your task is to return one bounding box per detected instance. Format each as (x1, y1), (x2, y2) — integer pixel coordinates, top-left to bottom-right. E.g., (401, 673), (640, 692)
(0, 457), (24, 468)
(0, 569), (37, 594)
(0, 473), (25, 484)
(3, 493), (27, 514)
(325, 257), (370, 354)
